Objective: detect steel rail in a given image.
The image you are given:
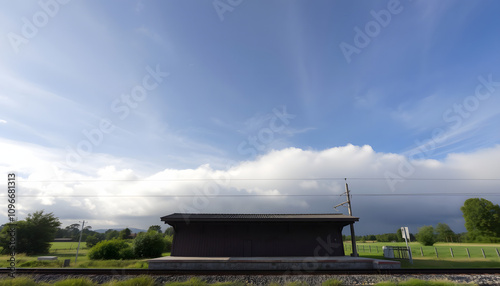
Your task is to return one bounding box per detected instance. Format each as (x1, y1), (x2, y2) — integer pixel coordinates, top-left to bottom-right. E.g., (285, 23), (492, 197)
(0, 268), (498, 276)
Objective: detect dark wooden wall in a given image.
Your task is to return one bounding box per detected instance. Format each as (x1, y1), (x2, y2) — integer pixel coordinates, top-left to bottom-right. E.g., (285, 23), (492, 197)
(171, 221), (346, 257)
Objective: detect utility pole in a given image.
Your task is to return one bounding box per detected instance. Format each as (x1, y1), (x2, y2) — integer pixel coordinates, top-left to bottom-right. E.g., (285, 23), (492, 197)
(334, 179), (358, 257)
(75, 220), (86, 263)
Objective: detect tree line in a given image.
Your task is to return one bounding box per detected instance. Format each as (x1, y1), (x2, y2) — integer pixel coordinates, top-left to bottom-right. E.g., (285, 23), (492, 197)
(0, 198), (498, 255)
(346, 198), (500, 246)
(0, 210), (174, 258)
(416, 198), (500, 245)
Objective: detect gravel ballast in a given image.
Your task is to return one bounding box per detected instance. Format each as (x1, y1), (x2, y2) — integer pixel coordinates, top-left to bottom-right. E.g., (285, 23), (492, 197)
(16, 273), (500, 285)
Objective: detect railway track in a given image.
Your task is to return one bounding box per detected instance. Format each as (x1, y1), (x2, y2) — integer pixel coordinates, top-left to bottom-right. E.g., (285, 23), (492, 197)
(1, 268), (498, 276)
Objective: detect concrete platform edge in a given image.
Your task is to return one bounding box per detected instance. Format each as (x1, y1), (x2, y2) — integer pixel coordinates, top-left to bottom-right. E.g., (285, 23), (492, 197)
(148, 256), (401, 270)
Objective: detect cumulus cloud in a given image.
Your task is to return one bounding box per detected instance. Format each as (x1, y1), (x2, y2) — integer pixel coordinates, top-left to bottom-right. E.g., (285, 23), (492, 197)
(1, 139), (499, 235)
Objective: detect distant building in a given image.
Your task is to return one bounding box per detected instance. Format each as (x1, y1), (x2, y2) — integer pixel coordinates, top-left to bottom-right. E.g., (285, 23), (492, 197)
(161, 213), (358, 257)
(53, 238), (73, 242)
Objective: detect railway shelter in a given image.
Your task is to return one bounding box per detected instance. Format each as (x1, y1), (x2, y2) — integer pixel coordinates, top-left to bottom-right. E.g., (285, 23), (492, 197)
(148, 213), (400, 270)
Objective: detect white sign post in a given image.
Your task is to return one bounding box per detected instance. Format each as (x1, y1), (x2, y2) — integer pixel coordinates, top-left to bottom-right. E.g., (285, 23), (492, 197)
(401, 227), (413, 264)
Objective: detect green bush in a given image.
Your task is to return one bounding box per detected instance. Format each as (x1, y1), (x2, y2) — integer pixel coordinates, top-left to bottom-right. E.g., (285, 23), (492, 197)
(103, 276), (156, 286)
(164, 235), (173, 253)
(164, 278), (207, 286)
(133, 231), (165, 258)
(77, 259), (139, 268)
(88, 239), (132, 260)
(53, 278), (95, 286)
(0, 277), (38, 286)
(374, 279), (475, 286)
(416, 226), (437, 246)
(132, 261), (149, 269)
(400, 280), (466, 286)
(322, 280), (344, 286)
(119, 246), (136, 260)
(374, 282), (397, 286)
(472, 235), (500, 243)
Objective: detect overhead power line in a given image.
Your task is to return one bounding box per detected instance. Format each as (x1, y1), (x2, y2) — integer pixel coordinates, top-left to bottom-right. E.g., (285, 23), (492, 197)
(15, 177), (500, 183)
(0, 193), (499, 198)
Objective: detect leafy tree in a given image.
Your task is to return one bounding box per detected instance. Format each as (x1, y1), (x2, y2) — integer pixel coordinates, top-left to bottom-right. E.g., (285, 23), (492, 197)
(55, 227), (65, 238)
(65, 223), (81, 239)
(375, 233), (398, 242)
(81, 225), (93, 241)
(416, 225), (437, 246)
(133, 231), (166, 258)
(365, 235), (376, 241)
(119, 228), (132, 240)
(148, 225), (162, 233)
(85, 234), (99, 248)
(396, 228), (403, 242)
(164, 227), (175, 236)
(457, 232), (468, 243)
(435, 223), (455, 242)
(85, 233), (105, 248)
(54, 223), (81, 240)
(409, 233), (416, 241)
(56, 224), (99, 243)
(105, 229), (119, 240)
(396, 228), (415, 242)
(461, 198), (500, 241)
(164, 235), (173, 252)
(0, 210), (61, 254)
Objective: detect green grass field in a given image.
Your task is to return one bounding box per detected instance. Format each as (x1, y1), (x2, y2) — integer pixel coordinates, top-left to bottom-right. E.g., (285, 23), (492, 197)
(0, 241), (499, 269)
(0, 242), (165, 268)
(345, 242), (500, 268)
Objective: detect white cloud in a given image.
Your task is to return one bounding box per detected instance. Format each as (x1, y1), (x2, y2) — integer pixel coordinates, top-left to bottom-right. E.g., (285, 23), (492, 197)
(0, 120), (6, 124)
(1, 139), (499, 234)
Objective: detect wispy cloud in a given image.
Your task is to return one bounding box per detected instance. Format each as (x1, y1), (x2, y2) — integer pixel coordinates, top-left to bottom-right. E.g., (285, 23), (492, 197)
(0, 1), (499, 235)
(135, 26), (163, 44)
(391, 94), (453, 132)
(405, 110), (500, 159)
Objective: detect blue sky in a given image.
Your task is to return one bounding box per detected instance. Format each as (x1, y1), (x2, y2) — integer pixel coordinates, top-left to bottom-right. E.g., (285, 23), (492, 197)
(1, 0), (500, 235)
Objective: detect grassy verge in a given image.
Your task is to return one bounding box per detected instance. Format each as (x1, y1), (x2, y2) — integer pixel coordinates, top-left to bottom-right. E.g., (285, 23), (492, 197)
(347, 242), (500, 258)
(349, 242), (500, 268)
(0, 254), (151, 269)
(374, 279), (476, 286)
(0, 277), (346, 286)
